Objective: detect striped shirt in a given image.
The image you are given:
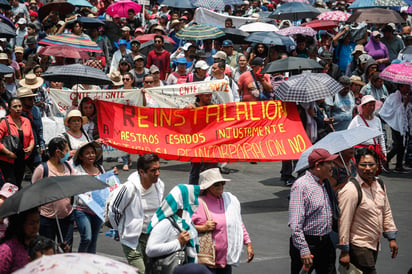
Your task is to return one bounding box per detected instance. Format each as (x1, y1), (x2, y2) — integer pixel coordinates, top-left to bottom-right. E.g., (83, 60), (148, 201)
(288, 171), (333, 256)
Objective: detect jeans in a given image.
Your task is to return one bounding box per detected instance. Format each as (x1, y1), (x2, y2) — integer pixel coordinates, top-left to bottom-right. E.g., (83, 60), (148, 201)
(40, 213), (74, 251)
(74, 210), (103, 253)
(122, 233), (149, 274)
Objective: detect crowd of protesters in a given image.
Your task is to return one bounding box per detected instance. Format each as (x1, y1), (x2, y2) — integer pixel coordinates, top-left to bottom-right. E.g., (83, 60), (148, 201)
(0, 0), (410, 273)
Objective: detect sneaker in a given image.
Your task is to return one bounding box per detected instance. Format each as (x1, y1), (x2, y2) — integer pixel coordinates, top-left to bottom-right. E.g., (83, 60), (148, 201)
(219, 167), (231, 174)
(394, 167), (409, 173)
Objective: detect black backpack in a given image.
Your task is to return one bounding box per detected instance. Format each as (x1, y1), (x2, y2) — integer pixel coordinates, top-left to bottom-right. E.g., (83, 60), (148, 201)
(347, 176), (385, 208)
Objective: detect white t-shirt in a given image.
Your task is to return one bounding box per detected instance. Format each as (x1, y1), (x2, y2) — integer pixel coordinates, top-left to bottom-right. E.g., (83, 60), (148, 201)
(140, 184), (161, 233)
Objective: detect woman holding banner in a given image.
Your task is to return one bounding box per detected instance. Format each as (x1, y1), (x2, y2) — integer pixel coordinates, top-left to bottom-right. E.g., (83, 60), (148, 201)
(73, 141), (105, 253)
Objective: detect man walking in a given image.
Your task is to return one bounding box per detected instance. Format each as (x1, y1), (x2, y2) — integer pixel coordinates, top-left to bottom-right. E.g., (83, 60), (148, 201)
(108, 154), (165, 274)
(289, 148), (338, 274)
(338, 148), (398, 274)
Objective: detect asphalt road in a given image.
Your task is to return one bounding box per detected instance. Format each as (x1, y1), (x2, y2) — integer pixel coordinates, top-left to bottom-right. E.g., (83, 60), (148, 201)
(72, 158), (412, 274)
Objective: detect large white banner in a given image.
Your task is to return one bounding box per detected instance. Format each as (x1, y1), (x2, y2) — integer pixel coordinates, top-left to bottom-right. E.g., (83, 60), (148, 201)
(194, 7), (258, 28)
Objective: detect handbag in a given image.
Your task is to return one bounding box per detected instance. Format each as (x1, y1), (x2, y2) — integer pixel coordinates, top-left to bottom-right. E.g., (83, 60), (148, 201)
(0, 117), (21, 154)
(197, 198), (216, 266)
(148, 217), (188, 274)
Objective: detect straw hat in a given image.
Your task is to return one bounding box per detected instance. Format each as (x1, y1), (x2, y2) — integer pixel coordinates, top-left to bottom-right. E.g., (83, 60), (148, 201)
(108, 71), (123, 86)
(64, 109), (88, 127)
(17, 87), (38, 98)
(199, 168), (231, 190)
(19, 73), (44, 89)
(350, 75), (365, 86)
(73, 141), (103, 166)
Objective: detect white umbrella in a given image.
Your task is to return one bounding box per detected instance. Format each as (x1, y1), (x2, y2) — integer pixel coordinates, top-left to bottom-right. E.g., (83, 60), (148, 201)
(239, 22), (279, 32)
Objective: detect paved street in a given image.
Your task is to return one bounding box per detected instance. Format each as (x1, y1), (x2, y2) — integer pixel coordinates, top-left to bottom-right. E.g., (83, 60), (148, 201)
(73, 158), (412, 274)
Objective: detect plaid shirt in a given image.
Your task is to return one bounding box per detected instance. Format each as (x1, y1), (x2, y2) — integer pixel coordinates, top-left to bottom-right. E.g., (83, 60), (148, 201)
(288, 171), (333, 256)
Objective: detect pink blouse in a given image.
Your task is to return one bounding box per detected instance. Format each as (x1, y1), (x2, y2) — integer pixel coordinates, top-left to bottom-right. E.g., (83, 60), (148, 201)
(0, 237), (29, 273)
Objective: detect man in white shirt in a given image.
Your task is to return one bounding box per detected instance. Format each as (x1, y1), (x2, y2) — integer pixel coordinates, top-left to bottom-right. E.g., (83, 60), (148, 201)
(108, 154), (165, 274)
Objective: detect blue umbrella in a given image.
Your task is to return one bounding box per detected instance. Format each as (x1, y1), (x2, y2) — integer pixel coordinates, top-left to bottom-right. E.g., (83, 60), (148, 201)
(349, 0), (408, 9)
(245, 31), (295, 46)
(269, 2), (321, 20)
(158, 0), (197, 8)
(0, 64), (14, 75)
(68, 0), (93, 7)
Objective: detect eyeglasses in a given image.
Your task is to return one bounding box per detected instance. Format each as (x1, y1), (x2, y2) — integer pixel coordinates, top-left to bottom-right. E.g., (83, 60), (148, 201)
(145, 81), (154, 84)
(131, 44), (139, 47)
(123, 78), (131, 81)
(213, 182), (226, 187)
(154, 40), (162, 43)
(358, 163), (377, 167)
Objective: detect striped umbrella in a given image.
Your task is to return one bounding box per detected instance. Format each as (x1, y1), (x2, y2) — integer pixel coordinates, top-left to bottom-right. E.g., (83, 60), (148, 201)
(317, 11), (351, 21)
(176, 24), (225, 41)
(39, 33), (102, 53)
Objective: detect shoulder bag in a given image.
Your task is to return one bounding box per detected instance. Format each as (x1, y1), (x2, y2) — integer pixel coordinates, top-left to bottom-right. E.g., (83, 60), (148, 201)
(0, 117), (21, 154)
(197, 198), (216, 266)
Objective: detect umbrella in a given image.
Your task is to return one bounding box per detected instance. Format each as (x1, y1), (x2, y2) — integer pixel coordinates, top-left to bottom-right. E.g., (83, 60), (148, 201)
(191, 0), (242, 10)
(269, 2), (321, 21)
(294, 127), (382, 173)
(0, 175), (106, 218)
(245, 31), (295, 46)
(103, 21), (122, 47)
(276, 26), (317, 36)
(67, 17), (105, 29)
(42, 64), (112, 86)
(275, 73), (343, 103)
(14, 253), (137, 274)
(39, 33), (103, 53)
(220, 28), (249, 44)
(0, 21), (16, 38)
(346, 8), (405, 24)
(239, 22), (279, 32)
(139, 40), (174, 56)
(379, 62), (412, 84)
(137, 33), (176, 44)
(0, 64), (14, 76)
(106, 0), (141, 18)
(38, 0), (75, 20)
(176, 24), (225, 41)
(284, 0), (310, 3)
(0, 0), (10, 10)
(301, 19), (338, 30)
(0, 14), (15, 30)
(262, 57), (323, 73)
(38, 45), (90, 59)
(349, 0), (408, 9)
(157, 0), (197, 8)
(68, 0), (93, 7)
(317, 11), (351, 21)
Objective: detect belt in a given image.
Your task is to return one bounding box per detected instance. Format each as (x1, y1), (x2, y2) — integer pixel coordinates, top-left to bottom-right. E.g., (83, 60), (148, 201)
(304, 234), (329, 242)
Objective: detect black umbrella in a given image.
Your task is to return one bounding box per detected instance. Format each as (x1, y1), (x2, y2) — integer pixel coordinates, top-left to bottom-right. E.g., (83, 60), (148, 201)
(103, 21), (122, 49)
(139, 40), (174, 56)
(0, 175), (106, 218)
(262, 57), (323, 74)
(245, 31), (295, 46)
(269, 2), (321, 21)
(0, 0), (11, 10)
(0, 21), (16, 38)
(0, 64), (14, 75)
(346, 8), (405, 24)
(42, 64), (112, 87)
(38, 0), (75, 21)
(219, 28), (249, 44)
(67, 17), (105, 29)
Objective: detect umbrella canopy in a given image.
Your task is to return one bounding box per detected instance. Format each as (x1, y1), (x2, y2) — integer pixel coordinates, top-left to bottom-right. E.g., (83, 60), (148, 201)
(0, 175), (106, 218)
(39, 33), (103, 53)
(294, 127), (382, 173)
(0, 0), (10, 10)
(176, 24), (225, 41)
(42, 64), (112, 86)
(349, 0), (408, 9)
(106, 0), (141, 18)
(245, 31), (295, 46)
(137, 33), (176, 44)
(263, 57), (323, 73)
(379, 62), (412, 84)
(276, 26), (317, 36)
(0, 64), (14, 76)
(139, 40), (174, 56)
(157, 0), (197, 8)
(14, 253), (137, 274)
(269, 2), (321, 21)
(317, 11), (351, 21)
(38, 45), (90, 59)
(275, 73), (343, 103)
(283, 0), (310, 3)
(301, 19), (338, 30)
(0, 14), (15, 30)
(67, 17), (105, 29)
(38, 0), (75, 20)
(346, 8), (405, 24)
(239, 22), (279, 32)
(220, 28), (249, 44)
(191, 0), (242, 10)
(0, 21), (16, 38)
(67, 0), (93, 7)
(103, 21), (122, 46)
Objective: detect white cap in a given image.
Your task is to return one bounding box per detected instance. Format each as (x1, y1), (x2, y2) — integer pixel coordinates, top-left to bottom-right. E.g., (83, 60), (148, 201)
(182, 42), (193, 51)
(195, 60), (209, 70)
(17, 18), (27, 25)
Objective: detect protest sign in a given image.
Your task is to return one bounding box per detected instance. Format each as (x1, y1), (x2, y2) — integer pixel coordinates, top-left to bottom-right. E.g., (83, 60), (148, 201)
(97, 100), (312, 162)
(194, 7), (258, 28)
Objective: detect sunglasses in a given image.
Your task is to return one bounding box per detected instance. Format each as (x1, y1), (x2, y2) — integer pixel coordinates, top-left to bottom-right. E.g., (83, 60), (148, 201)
(123, 78), (131, 81)
(145, 81), (153, 84)
(213, 181), (226, 187)
(154, 40), (162, 43)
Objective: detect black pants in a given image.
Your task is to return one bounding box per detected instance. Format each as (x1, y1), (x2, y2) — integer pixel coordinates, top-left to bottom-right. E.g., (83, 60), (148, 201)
(350, 244), (378, 274)
(290, 235), (336, 274)
(0, 157), (26, 189)
(387, 129), (405, 169)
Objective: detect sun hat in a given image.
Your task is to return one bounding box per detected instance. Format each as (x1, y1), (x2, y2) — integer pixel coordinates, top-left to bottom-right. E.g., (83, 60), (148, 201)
(351, 44), (366, 55)
(108, 71), (123, 86)
(64, 109), (88, 127)
(19, 73), (44, 89)
(195, 60), (209, 70)
(0, 183), (18, 199)
(0, 53), (7, 60)
(149, 64), (160, 74)
(17, 87), (38, 98)
(114, 39), (130, 49)
(175, 57), (188, 66)
(213, 51), (227, 60)
(133, 54), (144, 62)
(73, 141), (103, 166)
(357, 94), (383, 114)
(153, 25), (165, 34)
(308, 148), (338, 168)
(14, 46), (24, 54)
(198, 168), (231, 190)
(350, 75), (365, 86)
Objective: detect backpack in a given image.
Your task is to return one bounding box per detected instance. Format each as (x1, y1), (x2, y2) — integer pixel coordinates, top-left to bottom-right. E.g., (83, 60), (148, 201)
(348, 176), (385, 208)
(41, 161), (73, 178)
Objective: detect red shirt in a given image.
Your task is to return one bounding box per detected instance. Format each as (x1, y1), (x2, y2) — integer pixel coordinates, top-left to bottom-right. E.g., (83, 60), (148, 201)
(237, 71), (271, 102)
(146, 50), (171, 80)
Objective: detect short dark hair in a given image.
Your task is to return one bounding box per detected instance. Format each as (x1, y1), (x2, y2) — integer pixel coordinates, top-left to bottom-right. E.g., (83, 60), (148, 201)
(215, 59), (226, 70)
(154, 34), (164, 43)
(28, 235), (55, 260)
(143, 74), (153, 82)
(137, 153), (160, 172)
(44, 137), (68, 161)
(225, 18), (233, 24)
(128, 8), (135, 14)
(354, 147), (378, 165)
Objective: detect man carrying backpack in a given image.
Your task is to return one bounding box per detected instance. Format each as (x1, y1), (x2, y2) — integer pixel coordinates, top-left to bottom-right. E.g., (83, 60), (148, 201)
(338, 148), (398, 274)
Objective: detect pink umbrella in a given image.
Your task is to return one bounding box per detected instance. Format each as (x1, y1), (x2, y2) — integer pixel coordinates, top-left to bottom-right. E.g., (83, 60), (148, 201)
(276, 26), (317, 36)
(379, 62), (412, 84)
(106, 0), (141, 18)
(317, 11), (351, 21)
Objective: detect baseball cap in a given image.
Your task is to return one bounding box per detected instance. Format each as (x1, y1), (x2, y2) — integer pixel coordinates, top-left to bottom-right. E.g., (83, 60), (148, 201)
(149, 64), (160, 74)
(130, 38), (141, 45)
(213, 51), (227, 60)
(251, 57), (264, 66)
(320, 51), (333, 60)
(222, 40), (233, 47)
(372, 30), (382, 38)
(121, 26), (130, 32)
(17, 18), (27, 25)
(134, 27), (144, 34)
(133, 55), (144, 61)
(308, 148), (338, 168)
(195, 60), (209, 70)
(181, 42), (193, 51)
